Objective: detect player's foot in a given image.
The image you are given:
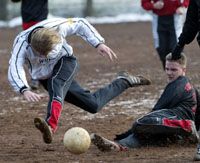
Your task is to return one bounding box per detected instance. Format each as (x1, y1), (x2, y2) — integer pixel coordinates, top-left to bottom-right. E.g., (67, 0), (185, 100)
(117, 71), (151, 87)
(34, 117), (53, 144)
(194, 143), (200, 161)
(90, 133), (128, 152)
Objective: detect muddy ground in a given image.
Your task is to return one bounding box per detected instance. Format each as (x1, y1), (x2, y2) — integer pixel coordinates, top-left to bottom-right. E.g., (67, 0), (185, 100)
(0, 22), (200, 163)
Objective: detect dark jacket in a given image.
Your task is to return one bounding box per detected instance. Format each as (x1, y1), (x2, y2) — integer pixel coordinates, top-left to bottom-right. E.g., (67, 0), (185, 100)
(11, 0), (48, 23)
(178, 0), (200, 46)
(153, 76), (197, 120)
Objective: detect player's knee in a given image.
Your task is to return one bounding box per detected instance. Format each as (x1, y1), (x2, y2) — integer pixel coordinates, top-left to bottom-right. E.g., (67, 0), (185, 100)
(84, 103), (99, 114)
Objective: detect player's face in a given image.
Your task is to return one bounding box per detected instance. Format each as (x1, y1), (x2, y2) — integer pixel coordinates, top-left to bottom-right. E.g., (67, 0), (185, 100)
(165, 61), (186, 83)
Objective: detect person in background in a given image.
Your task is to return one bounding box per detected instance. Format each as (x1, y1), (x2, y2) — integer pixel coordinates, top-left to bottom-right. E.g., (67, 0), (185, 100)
(171, 0), (200, 161)
(11, 0), (48, 89)
(91, 53), (199, 152)
(141, 0), (189, 69)
(8, 17), (151, 144)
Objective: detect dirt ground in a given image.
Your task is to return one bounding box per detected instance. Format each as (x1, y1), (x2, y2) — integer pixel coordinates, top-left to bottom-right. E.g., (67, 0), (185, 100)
(0, 22), (200, 163)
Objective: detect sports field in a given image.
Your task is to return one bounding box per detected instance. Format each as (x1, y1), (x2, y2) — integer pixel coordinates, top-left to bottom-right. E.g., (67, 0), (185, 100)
(0, 22), (199, 162)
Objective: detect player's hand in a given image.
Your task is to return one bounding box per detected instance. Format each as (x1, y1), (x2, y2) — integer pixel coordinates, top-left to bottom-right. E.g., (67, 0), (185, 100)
(23, 90), (46, 102)
(153, 1), (164, 10)
(171, 44), (184, 60)
(97, 44), (117, 61)
(176, 7), (186, 15)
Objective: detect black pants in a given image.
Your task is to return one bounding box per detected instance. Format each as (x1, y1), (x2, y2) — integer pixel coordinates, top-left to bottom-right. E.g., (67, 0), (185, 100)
(40, 56), (130, 131)
(133, 108), (194, 136)
(116, 108), (195, 148)
(156, 15), (177, 69)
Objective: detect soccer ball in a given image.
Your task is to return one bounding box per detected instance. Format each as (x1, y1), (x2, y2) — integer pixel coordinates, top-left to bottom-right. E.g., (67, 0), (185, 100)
(63, 127), (91, 154)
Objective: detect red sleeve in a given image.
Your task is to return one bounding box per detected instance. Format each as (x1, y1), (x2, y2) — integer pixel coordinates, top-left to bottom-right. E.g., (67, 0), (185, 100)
(141, 0), (154, 10)
(182, 0), (190, 7)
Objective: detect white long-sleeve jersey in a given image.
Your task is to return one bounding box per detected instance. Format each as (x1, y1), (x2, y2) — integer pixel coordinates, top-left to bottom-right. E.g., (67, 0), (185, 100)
(8, 18), (105, 93)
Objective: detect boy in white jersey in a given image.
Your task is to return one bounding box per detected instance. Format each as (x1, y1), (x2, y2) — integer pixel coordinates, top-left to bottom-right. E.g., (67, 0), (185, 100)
(8, 18), (151, 144)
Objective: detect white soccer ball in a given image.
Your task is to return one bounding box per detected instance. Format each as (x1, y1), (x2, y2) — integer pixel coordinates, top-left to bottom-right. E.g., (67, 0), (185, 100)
(63, 127), (91, 154)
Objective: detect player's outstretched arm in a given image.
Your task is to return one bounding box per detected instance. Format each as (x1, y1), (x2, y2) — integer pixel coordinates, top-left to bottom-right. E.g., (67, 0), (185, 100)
(23, 90), (47, 102)
(96, 44), (117, 61)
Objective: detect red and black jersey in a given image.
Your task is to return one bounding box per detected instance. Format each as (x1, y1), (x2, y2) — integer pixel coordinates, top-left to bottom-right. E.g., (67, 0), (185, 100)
(153, 76), (196, 120)
(141, 0), (189, 16)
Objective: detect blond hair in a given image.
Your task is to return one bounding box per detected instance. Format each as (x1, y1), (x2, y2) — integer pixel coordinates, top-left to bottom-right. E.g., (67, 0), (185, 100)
(166, 53), (187, 68)
(31, 28), (62, 56)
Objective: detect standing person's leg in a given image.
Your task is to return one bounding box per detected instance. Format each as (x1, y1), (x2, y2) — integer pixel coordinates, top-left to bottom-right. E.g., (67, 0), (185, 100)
(156, 15), (176, 69)
(152, 14), (159, 52)
(174, 14), (185, 42)
(156, 30), (168, 69)
(168, 15), (178, 54)
(156, 16), (170, 69)
(152, 14), (167, 69)
(65, 72), (151, 113)
(35, 56), (78, 143)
